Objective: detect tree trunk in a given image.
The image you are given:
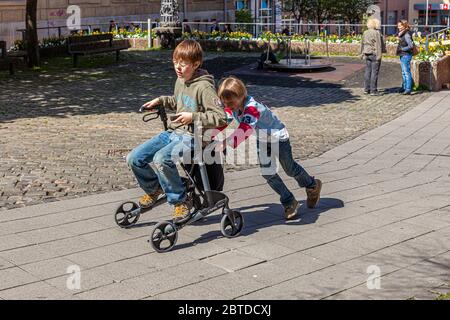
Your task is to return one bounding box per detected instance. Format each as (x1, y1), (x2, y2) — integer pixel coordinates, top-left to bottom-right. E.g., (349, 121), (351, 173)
(26, 0), (39, 67)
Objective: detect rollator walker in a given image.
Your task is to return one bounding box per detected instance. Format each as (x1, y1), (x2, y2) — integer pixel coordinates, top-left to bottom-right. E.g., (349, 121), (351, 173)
(114, 105), (244, 253)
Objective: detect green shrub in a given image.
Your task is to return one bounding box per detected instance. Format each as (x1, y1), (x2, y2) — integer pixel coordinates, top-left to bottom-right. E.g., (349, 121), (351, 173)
(235, 9), (253, 34)
(235, 9), (253, 23)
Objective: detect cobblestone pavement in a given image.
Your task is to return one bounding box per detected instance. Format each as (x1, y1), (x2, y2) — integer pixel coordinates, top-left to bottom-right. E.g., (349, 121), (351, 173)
(0, 51), (431, 210)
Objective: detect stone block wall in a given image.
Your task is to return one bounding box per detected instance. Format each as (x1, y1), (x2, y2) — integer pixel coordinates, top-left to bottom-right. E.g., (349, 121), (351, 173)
(412, 55), (450, 91)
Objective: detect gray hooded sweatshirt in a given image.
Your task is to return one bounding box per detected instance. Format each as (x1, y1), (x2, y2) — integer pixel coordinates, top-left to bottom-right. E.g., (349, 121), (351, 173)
(158, 69), (227, 135)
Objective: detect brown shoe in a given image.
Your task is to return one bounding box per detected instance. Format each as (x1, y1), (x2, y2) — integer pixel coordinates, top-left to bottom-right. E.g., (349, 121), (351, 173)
(172, 201), (192, 223)
(306, 179), (322, 209)
(139, 188), (163, 208)
(283, 199), (300, 220)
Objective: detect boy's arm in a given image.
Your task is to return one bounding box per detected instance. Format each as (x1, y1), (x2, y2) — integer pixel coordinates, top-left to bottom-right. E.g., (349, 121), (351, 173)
(157, 79), (179, 111)
(158, 95), (177, 111)
(214, 107), (234, 132)
(193, 86), (227, 128)
(226, 106), (260, 149)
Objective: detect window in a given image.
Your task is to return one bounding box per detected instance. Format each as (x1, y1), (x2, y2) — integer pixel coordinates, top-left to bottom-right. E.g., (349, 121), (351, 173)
(261, 0), (268, 9)
(235, 1), (248, 10)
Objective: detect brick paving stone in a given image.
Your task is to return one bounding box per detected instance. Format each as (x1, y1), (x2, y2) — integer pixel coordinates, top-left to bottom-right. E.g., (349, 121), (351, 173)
(151, 283), (227, 300)
(0, 257), (14, 270)
(0, 267), (39, 291)
(197, 272), (267, 299)
(44, 268), (114, 295)
(203, 251), (266, 272)
(0, 281), (71, 300)
(19, 257), (78, 280)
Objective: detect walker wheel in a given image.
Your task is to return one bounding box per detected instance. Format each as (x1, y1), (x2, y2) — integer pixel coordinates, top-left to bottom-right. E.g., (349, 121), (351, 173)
(150, 221), (178, 253)
(115, 201), (141, 228)
(220, 210), (244, 238)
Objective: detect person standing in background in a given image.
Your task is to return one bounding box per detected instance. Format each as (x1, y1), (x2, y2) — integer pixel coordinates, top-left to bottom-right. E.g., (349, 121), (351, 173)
(360, 18), (386, 96)
(396, 20), (414, 95)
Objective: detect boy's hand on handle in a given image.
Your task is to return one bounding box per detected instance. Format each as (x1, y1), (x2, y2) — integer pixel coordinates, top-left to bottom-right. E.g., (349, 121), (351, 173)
(172, 112), (193, 125)
(140, 98), (160, 112)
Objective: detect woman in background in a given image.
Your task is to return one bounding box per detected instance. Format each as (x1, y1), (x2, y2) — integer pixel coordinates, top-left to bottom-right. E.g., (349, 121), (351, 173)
(396, 20), (414, 95)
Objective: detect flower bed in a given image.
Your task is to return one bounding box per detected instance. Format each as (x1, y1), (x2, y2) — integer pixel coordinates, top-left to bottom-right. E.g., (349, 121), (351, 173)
(9, 28), (157, 56)
(181, 30), (450, 61)
(416, 40), (450, 62)
(176, 38), (400, 57)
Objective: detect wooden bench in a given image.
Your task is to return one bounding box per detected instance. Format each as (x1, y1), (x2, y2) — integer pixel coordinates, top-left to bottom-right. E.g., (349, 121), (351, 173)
(0, 41), (15, 75)
(67, 34), (130, 67)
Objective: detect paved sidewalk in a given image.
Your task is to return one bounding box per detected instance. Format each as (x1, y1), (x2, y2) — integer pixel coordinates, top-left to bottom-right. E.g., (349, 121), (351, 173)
(0, 91), (449, 300)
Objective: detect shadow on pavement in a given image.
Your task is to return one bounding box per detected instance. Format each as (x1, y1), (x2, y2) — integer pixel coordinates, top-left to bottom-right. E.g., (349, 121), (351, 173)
(172, 197), (344, 251)
(0, 54), (362, 122)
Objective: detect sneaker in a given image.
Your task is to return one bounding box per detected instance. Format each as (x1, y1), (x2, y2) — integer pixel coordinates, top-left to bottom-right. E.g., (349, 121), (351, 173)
(402, 91), (412, 95)
(370, 91), (381, 96)
(363, 90), (370, 95)
(139, 188), (163, 208)
(306, 179), (322, 209)
(173, 202), (192, 223)
(283, 199), (300, 220)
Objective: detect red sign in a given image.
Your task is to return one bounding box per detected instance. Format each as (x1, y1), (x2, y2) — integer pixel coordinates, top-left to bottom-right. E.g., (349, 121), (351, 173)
(441, 4), (449, 10)
(49, 9), (66, 17)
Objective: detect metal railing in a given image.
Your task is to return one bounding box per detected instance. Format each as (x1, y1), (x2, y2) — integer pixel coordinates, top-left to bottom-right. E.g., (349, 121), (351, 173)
(182, 21), (450, 38)
(425, 26), (450, 52)
(11, 18), (449, 52)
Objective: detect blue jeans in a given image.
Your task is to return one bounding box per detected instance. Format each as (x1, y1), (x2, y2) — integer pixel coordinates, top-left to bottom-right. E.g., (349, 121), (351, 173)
(126, 131), (193, 205)
(400, 54), (413, 92)
(257, 139), (316, 206)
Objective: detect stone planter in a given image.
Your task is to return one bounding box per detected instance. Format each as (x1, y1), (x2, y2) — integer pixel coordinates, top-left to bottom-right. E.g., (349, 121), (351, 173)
(412, 55), (450, 91)
(125, 38), (159, 49)
(175, 39), (399, 57)
(127, 38), (147, 50)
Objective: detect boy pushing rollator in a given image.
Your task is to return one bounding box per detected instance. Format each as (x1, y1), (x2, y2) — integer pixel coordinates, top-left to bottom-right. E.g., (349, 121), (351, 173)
(217, 77), (322, 220)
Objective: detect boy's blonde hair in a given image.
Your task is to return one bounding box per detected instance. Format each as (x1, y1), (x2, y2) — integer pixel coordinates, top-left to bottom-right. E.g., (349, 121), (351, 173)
(173, 39), (203, 66)
(218, 77), (248, 101)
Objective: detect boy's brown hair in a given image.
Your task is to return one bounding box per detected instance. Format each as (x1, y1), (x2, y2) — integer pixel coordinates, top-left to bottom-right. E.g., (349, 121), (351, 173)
(173, 39), (203, 66)
(218, 76), (248, 101)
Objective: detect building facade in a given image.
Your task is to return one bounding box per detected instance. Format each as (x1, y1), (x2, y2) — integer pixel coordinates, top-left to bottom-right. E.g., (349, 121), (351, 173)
(376, 0), (410, 34)
(408, 0), (450, 27)
(2, 1), (449, 48)
(0, 0), (234, 48)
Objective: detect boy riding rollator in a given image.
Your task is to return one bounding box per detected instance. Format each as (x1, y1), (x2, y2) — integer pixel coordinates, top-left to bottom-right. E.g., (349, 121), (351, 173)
(126, 40), (227, 223)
